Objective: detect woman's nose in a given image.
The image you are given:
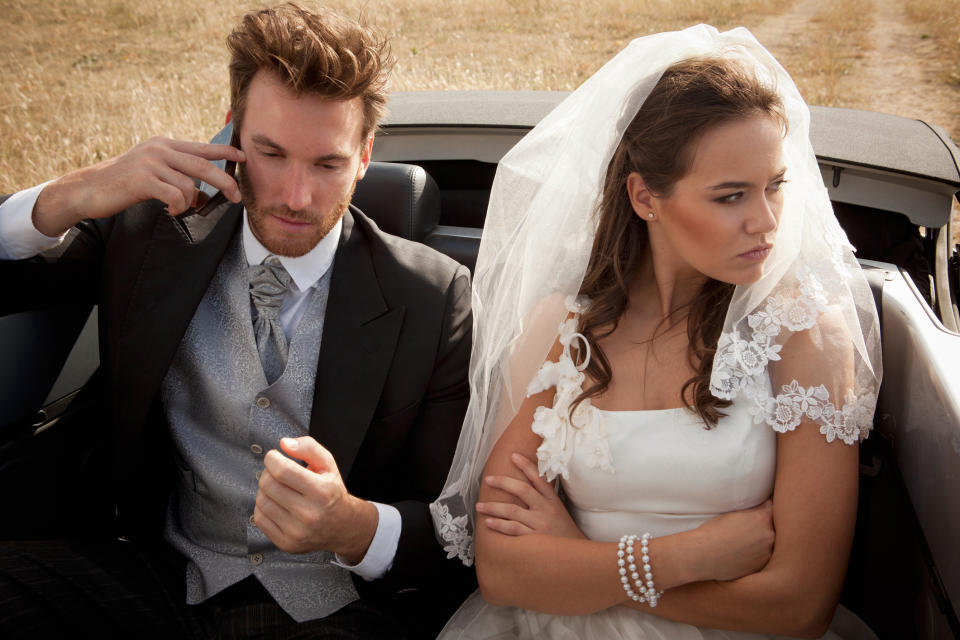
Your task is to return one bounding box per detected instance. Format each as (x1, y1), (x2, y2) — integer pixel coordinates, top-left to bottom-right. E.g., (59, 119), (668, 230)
(745, 197), (779, 235)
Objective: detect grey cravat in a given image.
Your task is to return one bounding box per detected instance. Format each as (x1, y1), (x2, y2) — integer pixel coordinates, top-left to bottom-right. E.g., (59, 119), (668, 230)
(249, 256), (292, 384)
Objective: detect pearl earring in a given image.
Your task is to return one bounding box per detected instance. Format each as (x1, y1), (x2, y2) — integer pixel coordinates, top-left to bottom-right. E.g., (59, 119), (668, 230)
(647, 211), (655, 219)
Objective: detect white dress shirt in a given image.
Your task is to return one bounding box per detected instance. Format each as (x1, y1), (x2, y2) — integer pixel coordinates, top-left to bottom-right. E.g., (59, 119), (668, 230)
(0, 187), (402, 580)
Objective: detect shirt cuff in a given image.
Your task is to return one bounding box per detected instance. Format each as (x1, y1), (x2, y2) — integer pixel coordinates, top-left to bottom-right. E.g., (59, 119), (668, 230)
(0, 181), (65, 260)
(332, 502), (401, 581)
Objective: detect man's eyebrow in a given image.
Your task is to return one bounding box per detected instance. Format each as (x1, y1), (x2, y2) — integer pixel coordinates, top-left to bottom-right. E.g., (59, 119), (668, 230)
(250, 134), (283, 150)
(707, 168), (787, 190)
(249, 134), (353, 162)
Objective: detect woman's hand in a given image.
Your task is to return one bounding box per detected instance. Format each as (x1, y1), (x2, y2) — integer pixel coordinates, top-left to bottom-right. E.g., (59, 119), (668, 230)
(476, 452), (585, 539)
(685, 499), (775, 583)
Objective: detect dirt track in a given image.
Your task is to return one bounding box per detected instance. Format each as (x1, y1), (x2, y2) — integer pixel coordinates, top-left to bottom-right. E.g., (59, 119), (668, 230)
(754, 0), (958, 135)
(754, 0), (959, 240)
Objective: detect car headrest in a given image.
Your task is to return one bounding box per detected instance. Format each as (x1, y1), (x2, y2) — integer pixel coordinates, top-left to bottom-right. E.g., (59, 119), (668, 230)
(351, 162), (441, 241)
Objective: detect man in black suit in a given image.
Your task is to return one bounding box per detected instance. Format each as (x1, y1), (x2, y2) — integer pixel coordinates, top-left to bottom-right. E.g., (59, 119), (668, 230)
(0, 4), (472, 638)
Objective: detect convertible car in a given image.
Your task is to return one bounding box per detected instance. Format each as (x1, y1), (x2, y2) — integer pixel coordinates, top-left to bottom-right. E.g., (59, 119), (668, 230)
(1, 91), (958, 639)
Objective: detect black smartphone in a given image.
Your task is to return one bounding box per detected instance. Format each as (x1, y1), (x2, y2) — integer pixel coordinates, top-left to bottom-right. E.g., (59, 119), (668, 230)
(188, 121), (239, 218)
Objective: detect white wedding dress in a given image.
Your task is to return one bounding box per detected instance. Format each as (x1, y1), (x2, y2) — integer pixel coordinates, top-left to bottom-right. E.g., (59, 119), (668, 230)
(437, 313), (877, 640)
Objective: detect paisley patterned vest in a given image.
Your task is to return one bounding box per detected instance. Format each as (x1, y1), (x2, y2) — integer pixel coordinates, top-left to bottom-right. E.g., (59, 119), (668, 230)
(160, 231), (358, 622)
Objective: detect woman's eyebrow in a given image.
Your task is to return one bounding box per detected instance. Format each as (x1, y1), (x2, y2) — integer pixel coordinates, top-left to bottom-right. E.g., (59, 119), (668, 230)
(707, 168), (787, 190)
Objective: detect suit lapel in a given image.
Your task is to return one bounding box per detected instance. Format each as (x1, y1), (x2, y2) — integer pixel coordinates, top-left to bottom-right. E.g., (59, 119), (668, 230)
(310, 209), (404, 479)
(113, 200), (243, 430)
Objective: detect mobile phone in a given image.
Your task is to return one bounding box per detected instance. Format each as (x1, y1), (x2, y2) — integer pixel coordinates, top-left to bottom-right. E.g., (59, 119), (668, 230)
(189, 121), (239, 217)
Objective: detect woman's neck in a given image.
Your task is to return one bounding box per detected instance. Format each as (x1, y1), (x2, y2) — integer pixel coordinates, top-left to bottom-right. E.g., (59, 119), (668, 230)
(631, 247), (707, 321)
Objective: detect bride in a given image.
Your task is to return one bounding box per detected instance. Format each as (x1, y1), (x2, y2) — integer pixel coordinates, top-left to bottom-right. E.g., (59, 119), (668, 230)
(429, 24), (882, 639)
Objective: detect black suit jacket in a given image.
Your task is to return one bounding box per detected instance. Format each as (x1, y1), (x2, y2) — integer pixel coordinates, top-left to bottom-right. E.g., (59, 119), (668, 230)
(1, 195), (475, 633)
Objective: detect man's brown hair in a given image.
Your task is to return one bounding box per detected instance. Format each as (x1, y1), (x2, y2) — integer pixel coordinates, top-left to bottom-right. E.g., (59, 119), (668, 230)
(227, 3), (394, 140)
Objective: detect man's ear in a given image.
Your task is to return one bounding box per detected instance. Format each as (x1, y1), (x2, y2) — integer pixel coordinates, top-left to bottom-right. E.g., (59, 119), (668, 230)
(355, 136), (374, 181)
(626, 172), (657, 217)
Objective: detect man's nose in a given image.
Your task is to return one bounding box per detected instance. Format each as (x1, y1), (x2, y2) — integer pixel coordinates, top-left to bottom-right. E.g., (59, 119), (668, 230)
(281, 165), (312, 211)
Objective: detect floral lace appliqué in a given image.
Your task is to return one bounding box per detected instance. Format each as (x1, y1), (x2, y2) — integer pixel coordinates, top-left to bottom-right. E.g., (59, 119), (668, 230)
(430, 500), (474, 565)
(714, 266), (875, 444)
(527, 295), (615, 482)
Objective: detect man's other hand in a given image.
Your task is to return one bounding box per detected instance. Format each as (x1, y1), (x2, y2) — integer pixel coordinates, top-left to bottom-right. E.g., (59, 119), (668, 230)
(32, 137), (245, 237)
(254, 436), (379, 564)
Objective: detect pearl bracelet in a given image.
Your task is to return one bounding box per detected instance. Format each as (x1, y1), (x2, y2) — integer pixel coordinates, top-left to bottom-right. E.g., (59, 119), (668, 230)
(617, 534), (642, 601)
(617, 533), (663, 607)
(636, 532), (662, 607)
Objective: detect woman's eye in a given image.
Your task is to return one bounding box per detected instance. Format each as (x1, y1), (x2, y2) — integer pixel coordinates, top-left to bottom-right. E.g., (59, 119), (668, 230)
(768, 179), (788, 192)
(715, 192), (743, 204)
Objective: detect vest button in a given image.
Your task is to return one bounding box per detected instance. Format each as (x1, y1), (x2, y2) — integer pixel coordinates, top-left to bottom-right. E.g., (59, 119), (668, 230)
(249, 553), (264, 566)
(250, 444), (264, 455)
(249, 514), (256, 525)
(256, 397), (270, 409)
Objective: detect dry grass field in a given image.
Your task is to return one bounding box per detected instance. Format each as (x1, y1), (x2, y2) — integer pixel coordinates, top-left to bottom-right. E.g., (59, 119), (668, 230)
(1, 0), (958, 239)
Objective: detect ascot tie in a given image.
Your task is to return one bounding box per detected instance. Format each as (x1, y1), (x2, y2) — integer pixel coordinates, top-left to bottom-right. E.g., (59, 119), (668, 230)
(249, 256), (292, 384)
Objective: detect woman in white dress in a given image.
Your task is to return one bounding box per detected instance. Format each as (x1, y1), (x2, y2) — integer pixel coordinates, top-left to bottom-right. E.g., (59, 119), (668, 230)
(430, 25), (882, 639)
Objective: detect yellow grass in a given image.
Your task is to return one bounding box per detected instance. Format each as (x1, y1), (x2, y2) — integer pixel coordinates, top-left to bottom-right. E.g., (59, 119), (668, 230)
(1, 0), (796, 191)
(799, 0), (873, 108)
(0, 0), (958, 255)
(904, 0), (960, 87)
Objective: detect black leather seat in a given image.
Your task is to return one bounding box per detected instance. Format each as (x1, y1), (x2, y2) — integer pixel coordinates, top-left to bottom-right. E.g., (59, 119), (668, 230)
(352, 162), (441, 242)
(353, 162), (481, 273)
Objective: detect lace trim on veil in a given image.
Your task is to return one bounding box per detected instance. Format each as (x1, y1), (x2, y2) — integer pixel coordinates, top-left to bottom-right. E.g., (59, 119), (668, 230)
(711, 262), (876, 445)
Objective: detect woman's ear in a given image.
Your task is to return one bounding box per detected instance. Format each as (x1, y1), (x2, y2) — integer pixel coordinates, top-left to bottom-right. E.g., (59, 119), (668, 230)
(626, 172), (657, 219)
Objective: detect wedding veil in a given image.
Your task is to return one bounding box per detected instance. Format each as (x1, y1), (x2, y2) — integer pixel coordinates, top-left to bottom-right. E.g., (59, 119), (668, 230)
(430, 24), (882, 566)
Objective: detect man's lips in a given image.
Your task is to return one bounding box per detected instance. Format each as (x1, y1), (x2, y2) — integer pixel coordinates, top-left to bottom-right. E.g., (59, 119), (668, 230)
(270, 213), (312, 227)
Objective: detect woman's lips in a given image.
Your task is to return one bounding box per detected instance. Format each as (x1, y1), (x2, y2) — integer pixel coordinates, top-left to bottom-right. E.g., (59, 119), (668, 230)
(738, 245), (772, 261)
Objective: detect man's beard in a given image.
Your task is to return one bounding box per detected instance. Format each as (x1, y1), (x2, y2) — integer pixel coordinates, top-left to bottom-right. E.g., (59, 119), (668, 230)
(238, 163), (354, 257)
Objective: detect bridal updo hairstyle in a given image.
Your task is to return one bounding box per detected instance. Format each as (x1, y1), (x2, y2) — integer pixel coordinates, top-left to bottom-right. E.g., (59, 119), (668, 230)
(574, 56), (787, 427)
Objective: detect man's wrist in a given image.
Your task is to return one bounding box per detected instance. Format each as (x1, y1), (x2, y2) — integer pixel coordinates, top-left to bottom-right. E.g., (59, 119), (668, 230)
(336, 496), (380, 565)
(333, 502), (402, 580)
(32, 176), (84, 238)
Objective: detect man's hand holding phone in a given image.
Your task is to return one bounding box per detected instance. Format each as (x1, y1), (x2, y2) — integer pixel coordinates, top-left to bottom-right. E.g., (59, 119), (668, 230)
(31, 137), (245, 238)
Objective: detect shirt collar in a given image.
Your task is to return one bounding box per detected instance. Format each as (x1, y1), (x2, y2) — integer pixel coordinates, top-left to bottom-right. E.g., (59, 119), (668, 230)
(241, 209), (342, 292)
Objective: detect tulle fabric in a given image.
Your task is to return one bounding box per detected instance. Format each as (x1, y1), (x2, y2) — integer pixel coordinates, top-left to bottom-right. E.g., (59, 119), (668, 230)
(429, 23), (881, 569)
(440, 590), (876, 640)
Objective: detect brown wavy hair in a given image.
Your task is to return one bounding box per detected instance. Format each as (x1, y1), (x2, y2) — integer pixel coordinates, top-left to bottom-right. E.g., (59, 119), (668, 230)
(227, 3), (394, 140)
(573, 56), (786, 427)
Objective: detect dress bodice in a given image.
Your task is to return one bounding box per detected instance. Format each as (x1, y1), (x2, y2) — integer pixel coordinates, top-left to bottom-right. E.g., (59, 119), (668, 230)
(563, 405), (775, 541)
(527, 296), (776, 541)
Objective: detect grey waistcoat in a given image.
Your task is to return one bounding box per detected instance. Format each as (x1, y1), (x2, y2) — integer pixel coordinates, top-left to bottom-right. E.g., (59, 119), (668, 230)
(160, 232), (358, 622)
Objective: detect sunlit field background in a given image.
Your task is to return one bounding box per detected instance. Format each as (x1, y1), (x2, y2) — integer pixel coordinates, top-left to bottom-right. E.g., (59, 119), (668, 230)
(1, 0), (958, 238)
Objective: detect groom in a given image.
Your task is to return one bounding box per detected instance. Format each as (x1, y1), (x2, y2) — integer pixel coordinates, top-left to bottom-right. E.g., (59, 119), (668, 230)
(0, 4), (472, 638)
